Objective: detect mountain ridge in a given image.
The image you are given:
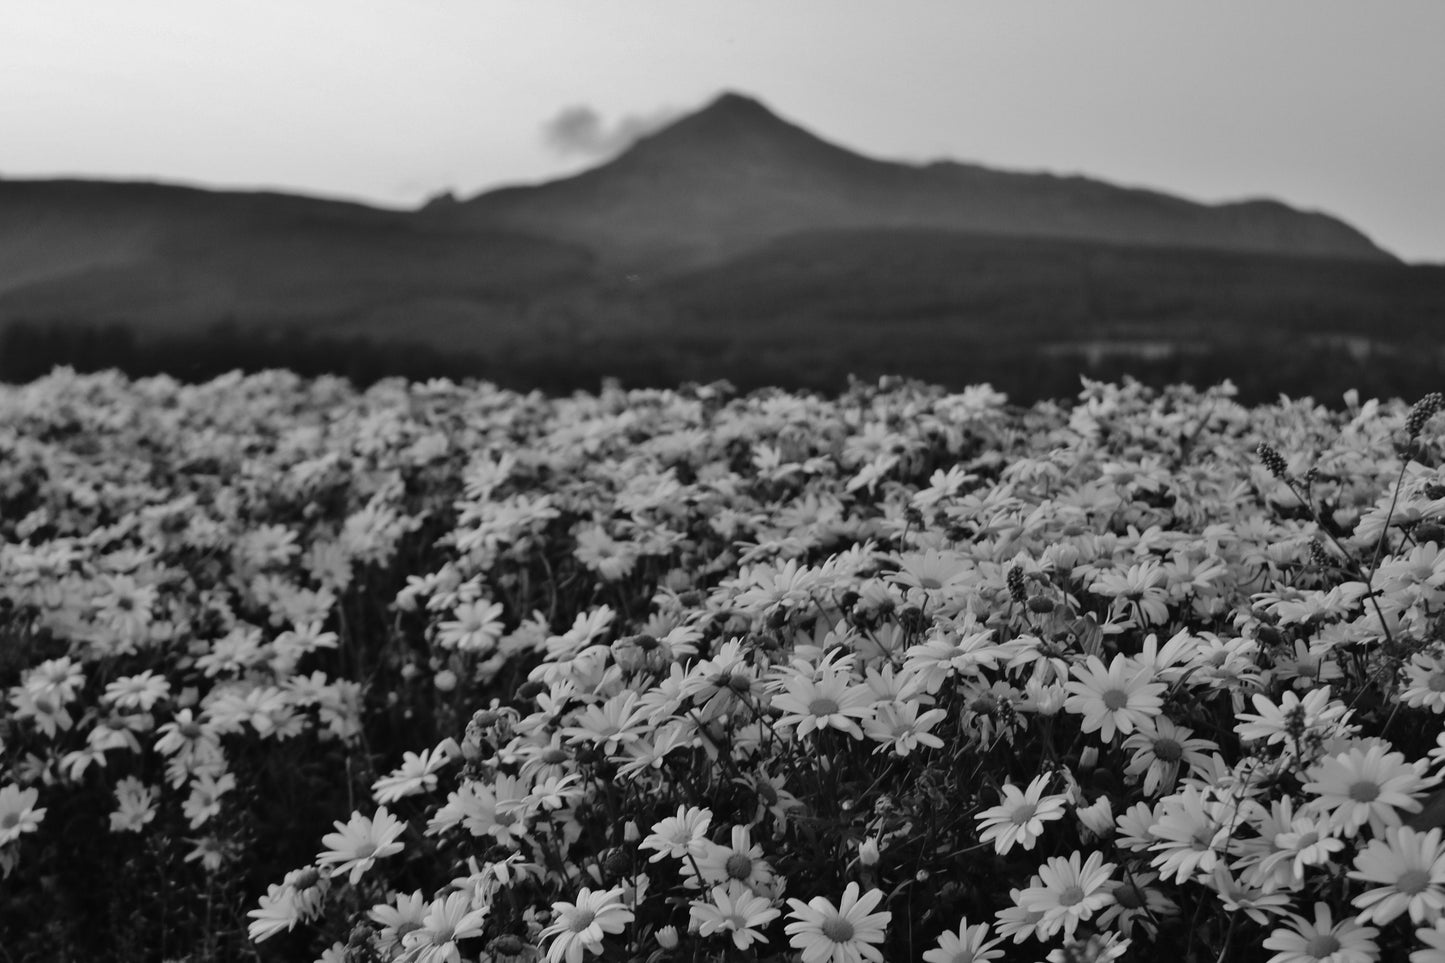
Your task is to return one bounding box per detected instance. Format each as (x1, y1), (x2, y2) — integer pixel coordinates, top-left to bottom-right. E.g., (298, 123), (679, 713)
(428, 91), (1395, 270)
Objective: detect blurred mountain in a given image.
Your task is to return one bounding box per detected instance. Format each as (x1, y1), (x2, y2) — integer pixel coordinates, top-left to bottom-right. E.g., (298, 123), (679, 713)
(428, 91), (1395, 271)
(3, 92), (1441, 401)
(0, 178), (593, 335)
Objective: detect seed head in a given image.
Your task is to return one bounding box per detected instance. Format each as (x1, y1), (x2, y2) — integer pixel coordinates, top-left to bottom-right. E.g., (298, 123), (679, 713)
(1256, 442), (1290, 480)
(1408, 392), (1444, 439)
(1006, 566), (1028, 604)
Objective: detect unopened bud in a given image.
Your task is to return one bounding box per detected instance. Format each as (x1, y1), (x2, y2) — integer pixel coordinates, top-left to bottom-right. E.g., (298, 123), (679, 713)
(858, 837), (880, 867)
(655, 925), (680, 950)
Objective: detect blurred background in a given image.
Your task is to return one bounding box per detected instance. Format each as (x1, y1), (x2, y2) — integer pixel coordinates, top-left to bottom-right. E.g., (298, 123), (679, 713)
(4, 0), (1444, 403)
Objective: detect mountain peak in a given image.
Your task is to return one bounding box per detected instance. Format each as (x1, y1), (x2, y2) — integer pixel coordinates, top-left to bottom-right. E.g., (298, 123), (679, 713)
(698, 90), (774, 117)
(440, 91), (1395, 268)
(614, 90), (852, 175)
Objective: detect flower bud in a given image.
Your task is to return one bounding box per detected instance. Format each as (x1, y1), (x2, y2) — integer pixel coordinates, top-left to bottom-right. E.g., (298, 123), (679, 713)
(655, 925), (680, 949)
(858, 836), (880, 867)
(433, 668), (457, 692)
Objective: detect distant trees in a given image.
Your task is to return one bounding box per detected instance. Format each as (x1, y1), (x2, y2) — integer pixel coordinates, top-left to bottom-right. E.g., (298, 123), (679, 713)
(2, 317), (1441, 407)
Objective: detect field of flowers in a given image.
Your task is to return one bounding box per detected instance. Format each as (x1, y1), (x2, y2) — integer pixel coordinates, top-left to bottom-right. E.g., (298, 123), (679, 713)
(4, 366), (1445, 963)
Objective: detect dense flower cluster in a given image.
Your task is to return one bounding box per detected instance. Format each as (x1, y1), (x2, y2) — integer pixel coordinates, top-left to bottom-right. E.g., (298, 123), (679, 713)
(4, 368), (1445, 963)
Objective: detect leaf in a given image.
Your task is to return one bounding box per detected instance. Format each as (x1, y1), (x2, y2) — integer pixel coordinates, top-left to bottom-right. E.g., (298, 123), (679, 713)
(1407, 787), (1445, 831)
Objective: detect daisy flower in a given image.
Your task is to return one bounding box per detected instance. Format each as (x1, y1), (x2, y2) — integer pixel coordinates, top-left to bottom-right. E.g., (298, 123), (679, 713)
(784, 881), (892, 963)
(1208, 865), (1294, 925)
(102, 670), (170, 712)
(1122, 717), (1216, 796)
(641, 803), (713, 861)
(689, 881), (781, 951)
(369, 889), (430, 955)
(109, 776), (157, 833)
(994, 881), (1047, 944)
(559, 689), (650, 756)
(921, 917), (1004, 963)
(769, 662), (875, 740)
(1349, 826), (1445, 925)
(1096, 871), (1178, 939)
(1063, 655), (1164, 746)
(1303, 744), (1436, 837)
(1017, 850), (1116, 941)
(436, 599), (506, 653)
(1090, 560), (1170, 625)
(1239, 799), (1344, 894)
(400, 890), (490, 963)
(1401, 652), (1445, 713)
(1235, 686), (1353, 755)
(182, 770), (236, 828)
(372, 746), (454, 804)
(538, 885), (634, 963)
(316, 806), (406, 884)
(0, 784), (46, 845)
(974, 773), (1069, 854)
(689, 824), (776, 893)
(1046, 933), (1130, 963)
(248, 883), (303, 942)
(1148, 785), (1236, 884)
(1414, 919), (1445, 963)
(1262, 902), (1379, 963)
(864, 700), (947, 757)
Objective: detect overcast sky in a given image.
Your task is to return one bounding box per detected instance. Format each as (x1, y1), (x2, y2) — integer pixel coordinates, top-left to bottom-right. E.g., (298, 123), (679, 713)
(4, 1), (1444, 262)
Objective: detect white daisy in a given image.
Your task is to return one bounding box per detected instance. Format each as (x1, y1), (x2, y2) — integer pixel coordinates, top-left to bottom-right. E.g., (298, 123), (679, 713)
(784, 881), (892, 963)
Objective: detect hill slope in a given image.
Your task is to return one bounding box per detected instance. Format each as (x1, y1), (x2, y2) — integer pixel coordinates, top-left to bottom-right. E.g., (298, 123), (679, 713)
(430, 92), (1395, 271)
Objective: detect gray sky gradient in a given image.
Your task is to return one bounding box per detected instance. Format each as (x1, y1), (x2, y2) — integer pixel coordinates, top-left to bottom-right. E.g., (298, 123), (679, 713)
(4, 0), (1444, 262)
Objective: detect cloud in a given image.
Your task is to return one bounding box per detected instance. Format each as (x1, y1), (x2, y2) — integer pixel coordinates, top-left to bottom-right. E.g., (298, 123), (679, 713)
(541, 104), (680, 159)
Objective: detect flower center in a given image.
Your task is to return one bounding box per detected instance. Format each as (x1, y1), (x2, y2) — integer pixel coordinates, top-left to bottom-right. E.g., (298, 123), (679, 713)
(821, 916), (855, 943)
(34, 697), (54, 714)
(917, 576), (943, 590)
(1304, 934), (1341, 958)
(1010, 803), (1038, 826)
(541, 748), (570, 764)
(1152, 737), (1183, 762)
(0, 812), (19, 829)
(808, 697), (841, 717)
(431, 925), (456, 945)
(725, 853), (754, 879)
(1101, 688), (1129, 711)
(353, 842), (377, 859)
(1430, 672), (1445, 693)
(180, 722), (204, 739)
(1398, 868), (1433, 895)
(1058, 884), (1086, 907)
(569, 909), (596, 933)
(1348, 780), (1380, 803)
(1295, 831), (1319, 850)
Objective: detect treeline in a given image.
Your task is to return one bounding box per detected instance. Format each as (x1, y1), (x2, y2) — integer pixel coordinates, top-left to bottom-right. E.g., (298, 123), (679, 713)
(2, 317), (1441, 406)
